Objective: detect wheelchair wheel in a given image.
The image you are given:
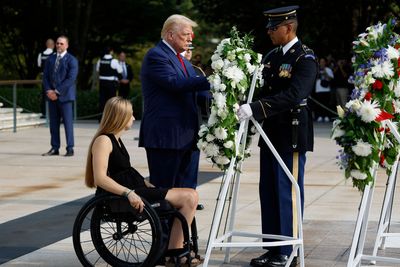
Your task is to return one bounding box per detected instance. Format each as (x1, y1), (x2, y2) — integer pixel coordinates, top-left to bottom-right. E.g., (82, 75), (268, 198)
(73, 194), (162, 267)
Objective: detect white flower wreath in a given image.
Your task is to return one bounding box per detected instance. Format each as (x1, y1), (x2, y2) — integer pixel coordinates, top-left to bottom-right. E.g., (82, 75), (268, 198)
(197, 27), (264, 170)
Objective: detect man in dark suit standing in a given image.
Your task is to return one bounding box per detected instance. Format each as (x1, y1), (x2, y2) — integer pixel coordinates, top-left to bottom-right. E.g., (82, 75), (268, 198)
(237, 6), (318, 267)
(42, 35), (78, 157)
(118, 51), (133, 99)
(139, 14), (210, 189)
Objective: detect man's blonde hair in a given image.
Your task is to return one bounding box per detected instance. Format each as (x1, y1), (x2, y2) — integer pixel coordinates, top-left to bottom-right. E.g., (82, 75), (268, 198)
(161, 14), (198, 39)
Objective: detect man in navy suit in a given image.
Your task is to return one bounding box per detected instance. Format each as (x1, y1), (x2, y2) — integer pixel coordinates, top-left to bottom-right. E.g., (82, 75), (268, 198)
(139, 14), (210, 190)
(42, 35), (78, 157)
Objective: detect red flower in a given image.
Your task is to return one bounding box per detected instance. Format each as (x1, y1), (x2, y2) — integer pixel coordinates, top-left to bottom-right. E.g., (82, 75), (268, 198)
(364, 92), (372, 101)
(372, 80), (383, 90)
(396, 44), (400, 49)
(378, 127), (385, 132)
(375, 110), (394, 122)
(380, 153), (385, 166)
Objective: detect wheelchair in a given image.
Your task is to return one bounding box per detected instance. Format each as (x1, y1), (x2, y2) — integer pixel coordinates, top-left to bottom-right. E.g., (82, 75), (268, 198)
(72, 194), (200, 267)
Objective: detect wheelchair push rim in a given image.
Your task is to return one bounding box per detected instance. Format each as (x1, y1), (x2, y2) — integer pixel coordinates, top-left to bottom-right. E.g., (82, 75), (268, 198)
(72, 194), (162, 267)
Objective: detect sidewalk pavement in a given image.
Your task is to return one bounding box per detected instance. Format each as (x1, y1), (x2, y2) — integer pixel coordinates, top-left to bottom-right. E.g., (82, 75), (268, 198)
(0, 122), (399, 266)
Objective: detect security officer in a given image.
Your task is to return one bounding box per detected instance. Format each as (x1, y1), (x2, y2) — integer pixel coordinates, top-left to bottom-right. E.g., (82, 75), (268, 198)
(96, 47), (123, 116)
(237, 6), (318, 267)
(37, 38), (55, 118)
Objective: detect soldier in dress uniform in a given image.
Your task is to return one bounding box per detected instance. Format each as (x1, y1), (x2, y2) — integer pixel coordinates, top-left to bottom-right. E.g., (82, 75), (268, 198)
(237, 6), (318, 267)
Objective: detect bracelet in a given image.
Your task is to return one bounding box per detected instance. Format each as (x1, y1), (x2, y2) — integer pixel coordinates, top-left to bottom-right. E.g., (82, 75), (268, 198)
(122, 189), (134, 198)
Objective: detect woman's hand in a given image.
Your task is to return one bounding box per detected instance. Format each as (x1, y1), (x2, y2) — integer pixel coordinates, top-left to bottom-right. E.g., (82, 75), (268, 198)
(127, 191), (144, 212)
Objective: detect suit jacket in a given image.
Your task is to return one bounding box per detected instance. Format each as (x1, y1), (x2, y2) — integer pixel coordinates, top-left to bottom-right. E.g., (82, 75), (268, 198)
(43, 52), (78, 102)
(125, 63), (133, 82)
(250, 41), (318, 153)
(139, 41), (210, 149)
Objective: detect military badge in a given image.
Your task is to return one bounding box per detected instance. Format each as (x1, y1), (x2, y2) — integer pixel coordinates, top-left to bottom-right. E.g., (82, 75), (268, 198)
(279, 64), (292, 78)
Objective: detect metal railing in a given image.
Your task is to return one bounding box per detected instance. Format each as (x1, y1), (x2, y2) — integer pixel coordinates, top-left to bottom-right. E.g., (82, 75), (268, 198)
(0, 80), (42, 133)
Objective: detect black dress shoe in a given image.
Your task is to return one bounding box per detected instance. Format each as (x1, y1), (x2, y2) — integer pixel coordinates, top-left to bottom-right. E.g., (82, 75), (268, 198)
(266, 254), (297, 267)
(42, 149), (59, 156)
(197, 204), (204, 210)
(65, 149), (74, 157)
(250, 251), (272, 267)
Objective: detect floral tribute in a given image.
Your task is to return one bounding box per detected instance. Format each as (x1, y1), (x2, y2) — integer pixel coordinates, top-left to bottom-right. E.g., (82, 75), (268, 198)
(197, 27), (264, 170)
(332, 18), (400, 192)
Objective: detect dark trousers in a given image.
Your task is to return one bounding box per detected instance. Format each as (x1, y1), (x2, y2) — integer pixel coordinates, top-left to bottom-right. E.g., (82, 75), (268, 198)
(99, 80), (118, 113)
(48, 100), (74, 150)
(145, 148), (194, 189)
(182, 150), (200, 189)
(260, 147), (305, 256)
(118, 83), (130, 99)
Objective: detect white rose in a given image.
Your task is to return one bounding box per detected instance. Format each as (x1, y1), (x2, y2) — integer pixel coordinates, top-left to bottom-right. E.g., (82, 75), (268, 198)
(208, 113), (218, 126)
(387, 45), (400, 60)
(219, 84), (227, 91)
(211, 59), (224, 70)
(198, 125), (208, 137)
(215, 155), (230, 165)
(214, 92), (226, 109)
(206, 133), (215, 142)
(197, 140), (206, 150)
(223, 140), (234, 149)
(244, 53), (251, 62)
(211, 53), (221, 61)
(350, 170), (368, 180)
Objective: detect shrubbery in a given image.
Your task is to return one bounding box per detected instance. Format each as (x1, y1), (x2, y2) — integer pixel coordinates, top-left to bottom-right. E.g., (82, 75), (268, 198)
(0, 86), (143, 119)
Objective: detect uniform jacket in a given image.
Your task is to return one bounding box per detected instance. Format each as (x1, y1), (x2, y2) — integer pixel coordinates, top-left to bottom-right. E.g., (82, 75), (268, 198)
(139, 41), (210, 149)
(43, 52), (78, 102)
(250, 40), (318, 152)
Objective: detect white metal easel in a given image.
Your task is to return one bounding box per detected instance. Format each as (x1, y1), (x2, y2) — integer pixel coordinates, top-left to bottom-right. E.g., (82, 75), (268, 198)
(347, 120), (400, 266)
(203, 68), (305, 267)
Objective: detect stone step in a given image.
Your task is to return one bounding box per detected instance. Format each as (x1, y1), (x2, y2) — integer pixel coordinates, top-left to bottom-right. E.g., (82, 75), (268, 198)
(0, 119), (46, 131)
(0, 107), (24, 114)
(0, 112), (45, 131)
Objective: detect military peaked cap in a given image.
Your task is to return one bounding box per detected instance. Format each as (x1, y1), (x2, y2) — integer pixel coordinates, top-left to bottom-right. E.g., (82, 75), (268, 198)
(263, 5), (299, 28)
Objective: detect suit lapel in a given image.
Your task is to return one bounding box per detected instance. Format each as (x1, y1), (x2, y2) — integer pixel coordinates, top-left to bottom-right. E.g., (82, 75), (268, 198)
(159, 41), (187, 77)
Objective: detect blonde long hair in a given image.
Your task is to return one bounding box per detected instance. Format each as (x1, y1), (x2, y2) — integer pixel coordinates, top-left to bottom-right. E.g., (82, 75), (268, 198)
(85, 97), (133, 188)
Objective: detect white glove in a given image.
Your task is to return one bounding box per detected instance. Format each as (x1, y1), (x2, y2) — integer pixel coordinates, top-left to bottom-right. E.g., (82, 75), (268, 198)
(237, 104), (253, 122)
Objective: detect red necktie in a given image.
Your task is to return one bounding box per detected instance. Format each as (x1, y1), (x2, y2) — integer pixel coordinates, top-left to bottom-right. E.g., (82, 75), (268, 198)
(176, 53), (187, 75)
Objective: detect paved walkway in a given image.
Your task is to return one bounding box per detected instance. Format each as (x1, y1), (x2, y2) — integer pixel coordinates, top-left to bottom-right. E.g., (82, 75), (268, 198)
(0, 122), (399, 266)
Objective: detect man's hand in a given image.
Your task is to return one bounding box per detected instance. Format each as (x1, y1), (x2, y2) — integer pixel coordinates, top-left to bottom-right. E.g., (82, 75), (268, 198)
(46, 90), (58, 101)
(237, 104), (253, 122)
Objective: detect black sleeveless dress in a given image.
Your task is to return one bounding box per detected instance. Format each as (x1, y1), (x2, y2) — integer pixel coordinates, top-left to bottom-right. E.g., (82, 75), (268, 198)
(96, 134), (168, 201)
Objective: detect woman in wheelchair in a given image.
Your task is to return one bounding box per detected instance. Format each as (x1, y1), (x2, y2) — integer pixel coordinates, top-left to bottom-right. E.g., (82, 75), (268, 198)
(84, 96), (201, 266)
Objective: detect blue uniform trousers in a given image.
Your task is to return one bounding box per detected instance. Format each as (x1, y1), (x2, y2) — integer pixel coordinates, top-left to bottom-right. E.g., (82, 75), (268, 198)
(259, 147), (305, 256)
(48, 100), (74, 150)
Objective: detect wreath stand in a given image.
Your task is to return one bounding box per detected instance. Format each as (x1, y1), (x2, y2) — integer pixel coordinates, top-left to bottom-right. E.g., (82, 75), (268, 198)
(347, 120), (400, 266)
(203, 68), (305, 267)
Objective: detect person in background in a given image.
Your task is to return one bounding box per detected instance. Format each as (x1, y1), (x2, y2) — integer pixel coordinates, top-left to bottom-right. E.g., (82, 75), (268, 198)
(96, 47), (122, 116)
(37, 38), (55, 118)
(139, 14), (210, 191)
(314, 57), (334, 122)
(333, 58), (352, 108)
(85, 96), (202, 266)
(237, 5), (318, 267)
(42, 35), (78, 157)
(118, 51), (133, 99)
